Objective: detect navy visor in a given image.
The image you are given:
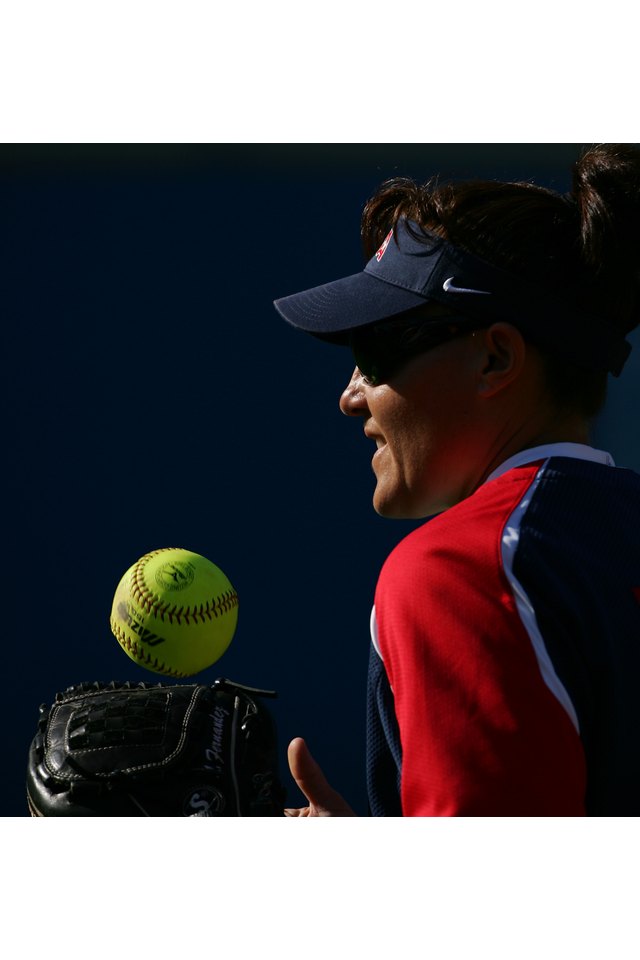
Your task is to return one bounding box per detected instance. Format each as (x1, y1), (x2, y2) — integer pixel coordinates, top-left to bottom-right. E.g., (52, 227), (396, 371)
(274, 219), (631, 376)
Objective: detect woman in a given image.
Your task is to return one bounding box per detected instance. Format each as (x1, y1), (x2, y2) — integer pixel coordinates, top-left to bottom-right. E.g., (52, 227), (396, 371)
(274, 144), (640, 816)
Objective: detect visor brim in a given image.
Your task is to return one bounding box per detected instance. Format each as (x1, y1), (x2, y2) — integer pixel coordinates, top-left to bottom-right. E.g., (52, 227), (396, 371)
(273, 271), (431, 341)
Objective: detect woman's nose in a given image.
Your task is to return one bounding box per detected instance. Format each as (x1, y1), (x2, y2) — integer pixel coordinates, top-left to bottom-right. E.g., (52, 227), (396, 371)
(339, 367), (369, 417)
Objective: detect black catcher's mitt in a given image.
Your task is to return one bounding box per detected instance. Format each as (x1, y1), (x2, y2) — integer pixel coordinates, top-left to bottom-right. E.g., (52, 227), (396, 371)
(26, 678), (285, 816)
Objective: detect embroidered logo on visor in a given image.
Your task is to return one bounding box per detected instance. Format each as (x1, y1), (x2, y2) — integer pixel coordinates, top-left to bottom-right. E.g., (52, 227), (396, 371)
(443, 277), (492, 296)
(375, 229), (394, 262)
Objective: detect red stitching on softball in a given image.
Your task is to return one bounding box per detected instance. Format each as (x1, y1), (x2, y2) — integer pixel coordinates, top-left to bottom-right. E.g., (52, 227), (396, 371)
(129, 575), (238, 625)
(110, 619), (188, 679)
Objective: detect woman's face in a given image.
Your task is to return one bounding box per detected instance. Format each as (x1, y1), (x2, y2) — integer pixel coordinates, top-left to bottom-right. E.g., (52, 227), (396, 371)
(339, 333), (489, 518)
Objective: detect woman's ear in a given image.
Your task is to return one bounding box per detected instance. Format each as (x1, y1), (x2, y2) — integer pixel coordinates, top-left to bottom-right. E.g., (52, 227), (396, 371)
(477, 322), (528, 397)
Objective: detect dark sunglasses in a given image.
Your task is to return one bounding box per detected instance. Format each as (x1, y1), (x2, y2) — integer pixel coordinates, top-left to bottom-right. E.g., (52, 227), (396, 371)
(349, 315), (487, 386)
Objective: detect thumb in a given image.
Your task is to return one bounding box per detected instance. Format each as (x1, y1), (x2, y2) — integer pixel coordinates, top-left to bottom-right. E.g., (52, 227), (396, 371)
(287, 737), (355, 816)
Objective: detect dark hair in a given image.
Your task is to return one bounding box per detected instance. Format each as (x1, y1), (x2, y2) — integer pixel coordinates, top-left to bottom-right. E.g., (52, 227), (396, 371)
(360, 144), (640, 417)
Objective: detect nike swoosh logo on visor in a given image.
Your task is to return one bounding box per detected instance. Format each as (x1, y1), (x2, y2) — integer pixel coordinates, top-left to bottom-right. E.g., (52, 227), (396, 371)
(443, 277), (491, 295)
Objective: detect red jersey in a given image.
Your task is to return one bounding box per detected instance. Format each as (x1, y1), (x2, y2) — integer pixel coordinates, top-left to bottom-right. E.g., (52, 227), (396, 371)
(366, 444), (640, 816)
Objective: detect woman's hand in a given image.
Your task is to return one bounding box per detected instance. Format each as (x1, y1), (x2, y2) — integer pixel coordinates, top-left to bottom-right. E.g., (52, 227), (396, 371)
(284, 737), (357, 816)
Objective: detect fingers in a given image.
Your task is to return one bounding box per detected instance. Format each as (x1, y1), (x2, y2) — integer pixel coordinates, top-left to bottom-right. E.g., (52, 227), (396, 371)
(286, 737), (356, 816)
(287, 737), (330, 804)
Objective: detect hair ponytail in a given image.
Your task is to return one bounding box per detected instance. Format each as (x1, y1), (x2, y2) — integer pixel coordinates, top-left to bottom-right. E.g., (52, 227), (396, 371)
(571, 144), (640, 332)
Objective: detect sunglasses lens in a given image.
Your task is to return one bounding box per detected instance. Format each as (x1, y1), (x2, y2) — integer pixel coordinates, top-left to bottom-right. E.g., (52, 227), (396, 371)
(351, 318), (479, 385)
(351, 334), (395, 385)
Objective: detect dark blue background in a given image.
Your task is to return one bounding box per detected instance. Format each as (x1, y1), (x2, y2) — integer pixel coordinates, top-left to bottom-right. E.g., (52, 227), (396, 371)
(5, 145), (639, 816)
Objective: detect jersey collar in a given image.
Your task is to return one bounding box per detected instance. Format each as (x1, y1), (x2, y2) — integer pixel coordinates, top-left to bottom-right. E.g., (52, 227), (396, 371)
(485, 442), (615, 486)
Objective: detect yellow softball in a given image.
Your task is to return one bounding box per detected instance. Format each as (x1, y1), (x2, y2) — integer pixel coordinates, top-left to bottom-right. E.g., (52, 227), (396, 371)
(109, 547), (239, 677)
